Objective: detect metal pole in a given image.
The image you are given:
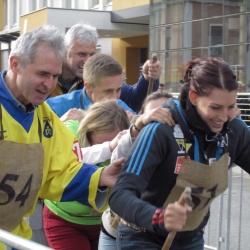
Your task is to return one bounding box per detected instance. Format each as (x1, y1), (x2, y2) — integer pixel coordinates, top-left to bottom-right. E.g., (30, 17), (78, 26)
(225, 168), (233, 250)
(0, 229), (53, 250)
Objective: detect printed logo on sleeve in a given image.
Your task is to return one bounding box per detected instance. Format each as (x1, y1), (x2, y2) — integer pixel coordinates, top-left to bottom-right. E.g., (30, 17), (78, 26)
(175, 139), (192, 154)
(43, 117), (53, 138)
(173, 124), (184, 138)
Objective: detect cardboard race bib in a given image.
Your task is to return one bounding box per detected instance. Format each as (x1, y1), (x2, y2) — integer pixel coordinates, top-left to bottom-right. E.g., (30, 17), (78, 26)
(164, 153), (229, 231)
(0, 140), (43, 231)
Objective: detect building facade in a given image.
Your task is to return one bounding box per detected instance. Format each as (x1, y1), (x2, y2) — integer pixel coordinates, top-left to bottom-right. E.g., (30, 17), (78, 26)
(150, 0), (250, 92)
(1, 0), (250, 92)
(0, 0), (149, 84)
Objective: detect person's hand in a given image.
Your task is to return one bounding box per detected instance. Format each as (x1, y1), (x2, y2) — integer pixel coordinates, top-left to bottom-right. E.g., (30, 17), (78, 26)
(126, 110), (138, 123)
(98, 157), (125, 188)
(109, 130), (128, 152)
(142, 59), (162, 81)
(164, 202), (192, 232)
(130, 107), (175, 137)
(229, 106), (241, 121)
(137, 107), (175, 128)
(60, 108), (85, 122)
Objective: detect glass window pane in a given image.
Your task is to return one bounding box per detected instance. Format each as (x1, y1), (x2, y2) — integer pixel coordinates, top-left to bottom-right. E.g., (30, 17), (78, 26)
(52, 0), (61, 7)
(224, 0), (244, 15)
(225, 45), (245, 81)
(167, 21), (203, 50)
(20, 0), (27, 15)
(225, 45), (247, 84)
(158, 52), (166, 87)
(166, 50), (184, 92)
(149, 0), (250, 96)
(201, 48), (209, 58)
(248, 13), (250, 43)
(150, 1), (167, 25)
(90, 0), (99, 9)
(201, 17), (223, 47)
(76, 0), (86, 9)
(41, 0), (47, 8)
(62, 0), (71, 8)
(202, 1), (223, 19)
(247, 0), (250, 11)
(166, 0), (184, 24)
(149, 27), (165, 51)
(209, 24), (223, 57)
(192, 20), (202, 48)
(224, 15), (246, 45)
(104, 0), (112, 5)
(166, 26), (171, 50)
(183, 48), (204, 65)
(191, 48), (203, 59)
(192, 1), (202, 20)
(30, 0), (37, 11)
(168, 23), (183, 50)
(182, 22), (192, 50)
(12, 0), (17, 25)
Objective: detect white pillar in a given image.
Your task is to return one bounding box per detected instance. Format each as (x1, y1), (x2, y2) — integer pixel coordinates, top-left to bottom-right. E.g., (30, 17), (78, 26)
(99, 0), (104, 10)
(16, 0), (20, 26)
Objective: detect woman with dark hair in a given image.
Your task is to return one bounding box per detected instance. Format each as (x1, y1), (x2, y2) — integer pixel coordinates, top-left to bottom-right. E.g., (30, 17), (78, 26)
(109, 57), (250, 250)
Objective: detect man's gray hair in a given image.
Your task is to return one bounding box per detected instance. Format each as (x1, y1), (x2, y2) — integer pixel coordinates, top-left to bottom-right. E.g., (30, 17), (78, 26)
(64, 22), (98, 51)
(10, 25), (65, 67)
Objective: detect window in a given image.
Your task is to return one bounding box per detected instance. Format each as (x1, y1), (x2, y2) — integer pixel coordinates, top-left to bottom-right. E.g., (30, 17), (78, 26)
(90, 0), (99, 9)
(62, 0), (71, 8)
(30, 0), (37, 12)
(209, 25), (223, 57)
(104, 0), (112, 6)
(41, 0), (47, 8)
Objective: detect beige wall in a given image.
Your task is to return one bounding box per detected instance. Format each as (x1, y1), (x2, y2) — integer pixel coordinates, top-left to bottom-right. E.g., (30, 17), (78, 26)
(126, 47), (139, 84)
(20, 9), (48, 34)
(0, 0), (4, 31)
(112, 36), (148, 84)
(112, 1), (150, 84)
(112, 0), (149, 10)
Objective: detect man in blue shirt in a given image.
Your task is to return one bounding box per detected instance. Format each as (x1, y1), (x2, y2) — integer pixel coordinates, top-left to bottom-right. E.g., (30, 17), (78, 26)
(48, 23), (161, 112)
(47, 54), (137, 117)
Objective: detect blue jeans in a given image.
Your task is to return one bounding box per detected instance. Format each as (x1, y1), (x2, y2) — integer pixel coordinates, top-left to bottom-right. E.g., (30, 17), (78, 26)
(98, 231), (117, 250)
(117, 223), (204, 250)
